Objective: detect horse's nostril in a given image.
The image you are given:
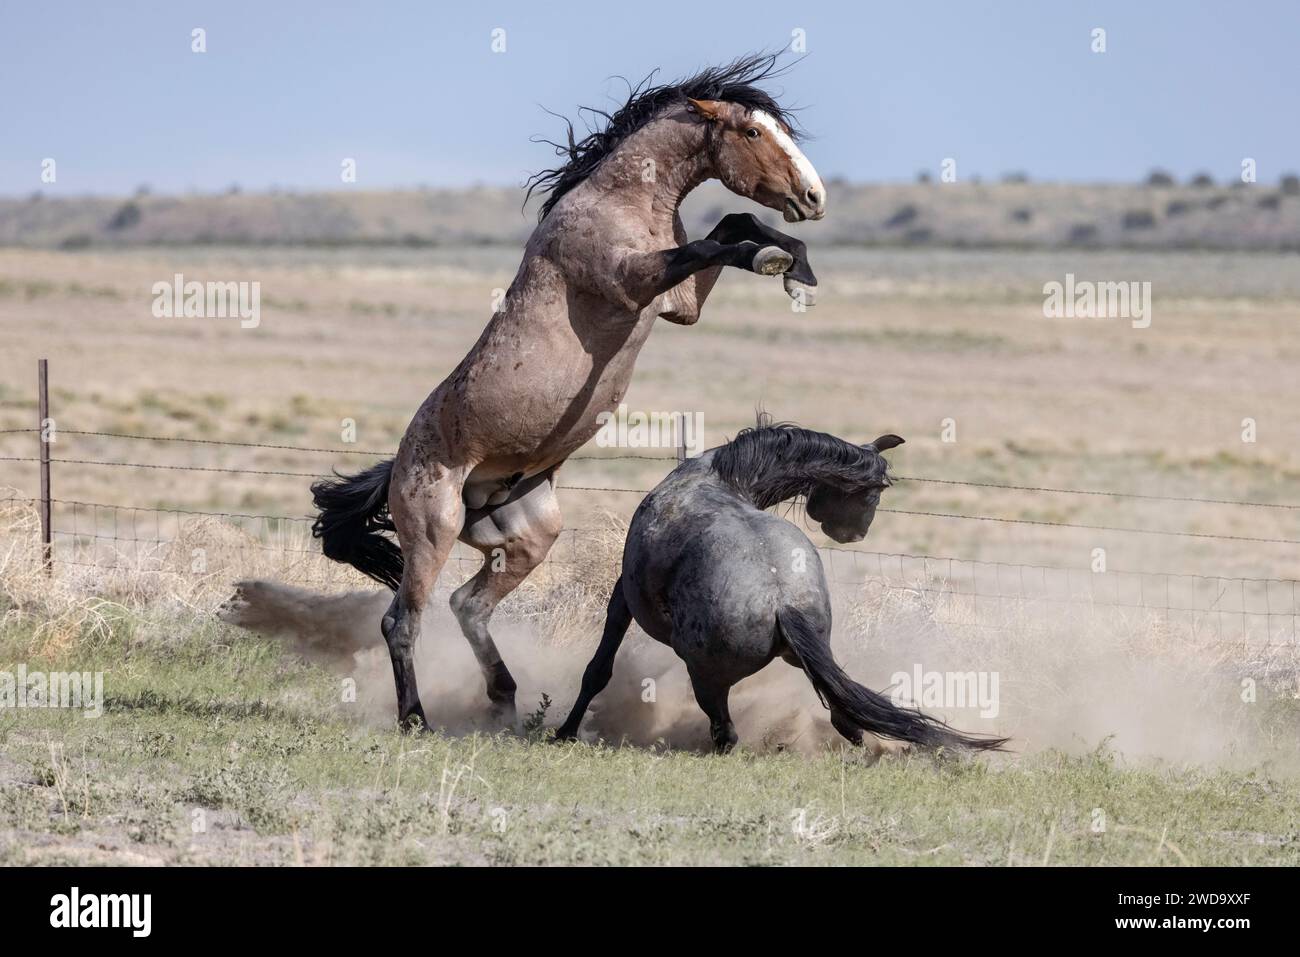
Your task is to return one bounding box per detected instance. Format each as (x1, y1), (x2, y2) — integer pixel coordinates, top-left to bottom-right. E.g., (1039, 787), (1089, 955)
(805, 187), (821, 207)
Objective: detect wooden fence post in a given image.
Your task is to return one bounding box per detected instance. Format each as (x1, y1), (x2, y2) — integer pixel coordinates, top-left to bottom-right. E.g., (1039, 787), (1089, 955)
(38, 358), (51, 574)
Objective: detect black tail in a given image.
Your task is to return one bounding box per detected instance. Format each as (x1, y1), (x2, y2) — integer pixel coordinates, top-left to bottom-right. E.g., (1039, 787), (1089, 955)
(776, 607), (1008, 752)
(310, 458), (404, 591)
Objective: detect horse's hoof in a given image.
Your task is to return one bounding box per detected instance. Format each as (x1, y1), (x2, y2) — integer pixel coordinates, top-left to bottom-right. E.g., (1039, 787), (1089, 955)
(784, 276), (817, 306)
(399, 716), (433, 735)
(753, 245), (794, 276)
(489, 701), (518, 732)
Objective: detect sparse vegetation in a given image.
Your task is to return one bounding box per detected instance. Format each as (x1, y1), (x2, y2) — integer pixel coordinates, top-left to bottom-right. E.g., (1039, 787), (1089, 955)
(3, 182), (1298, 250)
(885, 204), (920, 228)
(2, 241), (1299, 865)
(106, 201), (142, 231)
(1122, 209), (1157, 230)
(0, 497), (1296, 865)
(1067, 222), (1099, 244)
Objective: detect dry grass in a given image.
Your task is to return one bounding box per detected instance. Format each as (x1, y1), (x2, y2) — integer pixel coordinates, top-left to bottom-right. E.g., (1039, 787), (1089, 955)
(2, 242), (1299, 863)
(2, 244), (1298, 585)
(4, 486), (1296, 769)
(4, 457), (1300, 864)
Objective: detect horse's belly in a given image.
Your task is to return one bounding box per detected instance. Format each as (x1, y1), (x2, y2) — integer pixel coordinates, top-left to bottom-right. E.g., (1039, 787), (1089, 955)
(459, 333), (646, 472)
(422, 276), (658, 486)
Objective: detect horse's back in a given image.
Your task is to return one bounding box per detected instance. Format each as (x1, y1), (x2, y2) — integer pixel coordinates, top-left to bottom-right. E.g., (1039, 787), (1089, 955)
(622, 476), (831, 670)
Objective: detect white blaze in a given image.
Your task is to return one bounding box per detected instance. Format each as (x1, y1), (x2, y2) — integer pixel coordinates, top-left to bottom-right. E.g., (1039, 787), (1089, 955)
(752, 110), (824, 204)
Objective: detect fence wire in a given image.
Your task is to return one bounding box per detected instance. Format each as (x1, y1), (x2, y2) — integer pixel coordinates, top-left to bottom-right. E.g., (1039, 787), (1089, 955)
(1, 425), (1297, 646)
(0, 494), (1290, 647)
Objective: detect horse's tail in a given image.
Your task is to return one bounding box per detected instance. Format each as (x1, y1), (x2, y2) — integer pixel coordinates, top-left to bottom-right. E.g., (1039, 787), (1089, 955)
(310, 458), (404, 591)
(775, 606), (1008, 752)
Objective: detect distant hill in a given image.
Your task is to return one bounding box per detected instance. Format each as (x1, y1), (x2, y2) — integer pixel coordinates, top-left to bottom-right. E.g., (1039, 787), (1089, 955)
(3, 180), (1299, 250)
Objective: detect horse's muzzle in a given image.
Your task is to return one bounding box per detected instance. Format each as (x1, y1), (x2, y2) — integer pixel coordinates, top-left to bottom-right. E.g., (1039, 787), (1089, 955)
(784, 195), (826, 223)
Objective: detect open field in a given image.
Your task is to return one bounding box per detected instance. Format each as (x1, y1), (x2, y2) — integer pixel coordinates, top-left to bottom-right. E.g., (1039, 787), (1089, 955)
(2, 243), (1298, 577)
(5, 181), (1300, 251)
(2, 242), (1299, 864)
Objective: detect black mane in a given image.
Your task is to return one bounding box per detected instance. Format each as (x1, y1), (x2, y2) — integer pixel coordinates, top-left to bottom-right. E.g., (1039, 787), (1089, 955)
(710, 417), (891, 511)
(525, 52), (801, 221)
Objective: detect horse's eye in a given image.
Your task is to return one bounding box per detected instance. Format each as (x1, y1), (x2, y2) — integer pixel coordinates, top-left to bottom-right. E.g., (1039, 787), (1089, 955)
(745, 128), (761, 139)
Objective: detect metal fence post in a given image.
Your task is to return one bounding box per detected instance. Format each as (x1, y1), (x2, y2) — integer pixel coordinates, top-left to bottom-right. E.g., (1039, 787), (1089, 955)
(38, 358), (51, 574)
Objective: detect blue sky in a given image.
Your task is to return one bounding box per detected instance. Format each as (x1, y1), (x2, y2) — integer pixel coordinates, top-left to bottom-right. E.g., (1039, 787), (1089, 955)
(2, 0), (1296, 196)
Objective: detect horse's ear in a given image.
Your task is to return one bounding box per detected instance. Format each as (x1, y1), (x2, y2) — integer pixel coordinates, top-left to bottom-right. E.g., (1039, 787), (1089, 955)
(868, 434), (905, 451)
(686, 98), (724, 122)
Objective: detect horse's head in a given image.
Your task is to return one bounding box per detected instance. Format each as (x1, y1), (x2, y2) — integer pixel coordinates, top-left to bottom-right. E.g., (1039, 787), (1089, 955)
(805, 434), (904, 543)
(686, 98), (826, 223)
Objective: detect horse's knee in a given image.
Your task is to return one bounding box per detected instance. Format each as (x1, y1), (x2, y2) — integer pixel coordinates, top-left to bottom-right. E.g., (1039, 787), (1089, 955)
(448, 580), (476, 625)
(381, 596), (400, 640)
(381, 596), (419, 652)
(510, 512), (562, 562)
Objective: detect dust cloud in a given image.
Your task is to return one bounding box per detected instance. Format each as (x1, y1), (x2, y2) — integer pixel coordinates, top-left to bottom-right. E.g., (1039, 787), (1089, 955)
(220, 579), (1297, 768)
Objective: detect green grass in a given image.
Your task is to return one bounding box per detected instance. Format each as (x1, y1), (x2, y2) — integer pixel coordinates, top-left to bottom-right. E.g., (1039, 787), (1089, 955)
(1, 607), (1297, 866)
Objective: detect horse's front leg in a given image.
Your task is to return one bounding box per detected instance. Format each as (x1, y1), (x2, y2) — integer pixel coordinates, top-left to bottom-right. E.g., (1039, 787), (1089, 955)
(705, 212), (817, 303)
(618, 238), (792, 309)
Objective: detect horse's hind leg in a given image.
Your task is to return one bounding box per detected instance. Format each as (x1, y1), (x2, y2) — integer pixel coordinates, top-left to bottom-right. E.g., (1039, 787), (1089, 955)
(829, 708), (864, 746)
(554, 577), (633, 741)
(688, 667), (738, 754)
(383, 460), (466, 731)
(451, 472), (562, 727)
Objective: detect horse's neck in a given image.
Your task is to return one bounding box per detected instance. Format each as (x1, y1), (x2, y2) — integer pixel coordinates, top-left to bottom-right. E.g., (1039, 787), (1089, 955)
(586, 116), (714, 229)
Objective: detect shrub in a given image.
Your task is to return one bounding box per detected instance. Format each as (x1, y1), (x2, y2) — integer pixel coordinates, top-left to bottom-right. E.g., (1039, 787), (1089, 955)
(107, 201), (142, 231)
(1122, 209), (1157, 230)
(1067, 222), (1099, 244)
(885, 204), (919, 228)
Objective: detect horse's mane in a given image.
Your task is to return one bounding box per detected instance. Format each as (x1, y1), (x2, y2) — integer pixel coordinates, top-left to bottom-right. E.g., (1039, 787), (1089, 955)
(710, 414), (891, 511)
(525, 52), (801, 222)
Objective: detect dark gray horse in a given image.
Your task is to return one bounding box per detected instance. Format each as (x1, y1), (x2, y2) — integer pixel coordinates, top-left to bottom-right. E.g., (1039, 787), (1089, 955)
(554, 421), (1008, 754)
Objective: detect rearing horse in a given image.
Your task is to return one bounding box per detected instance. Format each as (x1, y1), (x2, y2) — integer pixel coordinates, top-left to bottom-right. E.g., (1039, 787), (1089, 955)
(312, 55), (827, 730)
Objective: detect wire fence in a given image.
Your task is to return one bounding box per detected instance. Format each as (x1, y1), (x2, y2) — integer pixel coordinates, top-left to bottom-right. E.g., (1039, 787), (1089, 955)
(2, 422), (1298, 645)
